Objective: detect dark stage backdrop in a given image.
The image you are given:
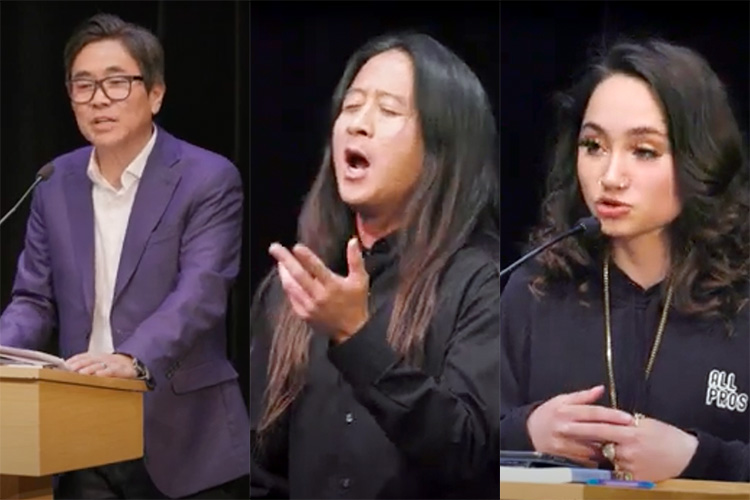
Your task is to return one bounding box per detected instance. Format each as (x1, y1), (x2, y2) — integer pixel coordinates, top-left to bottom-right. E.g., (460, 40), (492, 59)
(0, 1), (250, 404)
(500, 1), (750, 274)
(249, 0), (500, 298)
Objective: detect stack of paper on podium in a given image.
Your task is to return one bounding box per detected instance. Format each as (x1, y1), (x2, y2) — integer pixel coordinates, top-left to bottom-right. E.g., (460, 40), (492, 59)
(500, 465), (612, 484)
(0, 345), (69, 370)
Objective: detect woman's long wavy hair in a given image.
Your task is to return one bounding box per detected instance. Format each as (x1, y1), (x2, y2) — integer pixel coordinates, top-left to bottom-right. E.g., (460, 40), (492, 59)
(527, 37), (749, 327)
(253, 33), (499, 432)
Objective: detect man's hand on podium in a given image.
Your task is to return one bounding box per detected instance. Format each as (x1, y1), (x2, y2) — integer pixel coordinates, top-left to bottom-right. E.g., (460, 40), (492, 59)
(65, 352), (138, 379)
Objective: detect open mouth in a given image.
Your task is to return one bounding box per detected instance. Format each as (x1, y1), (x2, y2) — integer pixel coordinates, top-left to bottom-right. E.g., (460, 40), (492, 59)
(345, 148), (370, 170)
(92, 117), (116, 124)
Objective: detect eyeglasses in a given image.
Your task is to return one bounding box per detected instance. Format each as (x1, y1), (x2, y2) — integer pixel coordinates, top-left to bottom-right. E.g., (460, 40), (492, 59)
(66, 75), (144, 104)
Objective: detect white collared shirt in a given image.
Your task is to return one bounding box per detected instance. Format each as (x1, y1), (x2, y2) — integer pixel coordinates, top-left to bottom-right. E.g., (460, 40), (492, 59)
(87, 128), (158, 354)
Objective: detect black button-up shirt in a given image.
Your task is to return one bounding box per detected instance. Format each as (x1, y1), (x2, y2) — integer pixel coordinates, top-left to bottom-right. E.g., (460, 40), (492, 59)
(250, 232), (501, 499)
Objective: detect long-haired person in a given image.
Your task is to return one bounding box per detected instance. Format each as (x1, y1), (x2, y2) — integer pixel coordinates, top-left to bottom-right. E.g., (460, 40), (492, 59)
(501, 38), (749, 482)
(250, 32), (500, 499)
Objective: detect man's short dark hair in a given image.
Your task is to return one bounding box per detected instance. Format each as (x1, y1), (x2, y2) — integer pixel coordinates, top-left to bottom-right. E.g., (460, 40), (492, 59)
(64, 13), (165, 91)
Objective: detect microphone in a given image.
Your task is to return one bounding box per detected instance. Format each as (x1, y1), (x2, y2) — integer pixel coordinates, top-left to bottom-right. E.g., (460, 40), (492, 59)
(0, 163), (55, 228)
(499, 216), (601, 278)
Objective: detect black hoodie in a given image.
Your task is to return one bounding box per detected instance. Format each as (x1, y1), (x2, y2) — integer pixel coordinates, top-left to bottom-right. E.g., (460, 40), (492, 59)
(500, 260), (749, 481)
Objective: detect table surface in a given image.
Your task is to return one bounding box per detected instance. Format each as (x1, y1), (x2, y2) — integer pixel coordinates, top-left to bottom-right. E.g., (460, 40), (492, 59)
(500, 478), (750, 500)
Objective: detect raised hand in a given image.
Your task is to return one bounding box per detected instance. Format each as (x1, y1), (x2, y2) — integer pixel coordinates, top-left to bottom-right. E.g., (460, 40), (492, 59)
(269, 237), (370, 343)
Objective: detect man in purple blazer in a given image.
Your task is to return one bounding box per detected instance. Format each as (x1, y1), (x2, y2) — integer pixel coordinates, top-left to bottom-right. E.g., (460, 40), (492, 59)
(0, 13), (249, 499)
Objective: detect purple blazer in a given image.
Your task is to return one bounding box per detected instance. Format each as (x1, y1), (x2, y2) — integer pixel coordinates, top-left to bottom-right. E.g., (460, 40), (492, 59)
(0, 127), (250, 498)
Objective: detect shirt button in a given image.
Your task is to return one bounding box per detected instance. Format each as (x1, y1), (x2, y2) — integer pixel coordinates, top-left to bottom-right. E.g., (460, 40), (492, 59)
(340, 478), (351, 488)
(345, 412), (354, 424)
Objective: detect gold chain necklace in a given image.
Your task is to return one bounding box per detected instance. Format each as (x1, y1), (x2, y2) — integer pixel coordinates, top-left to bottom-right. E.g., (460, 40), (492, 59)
(603, 254), (674, 410)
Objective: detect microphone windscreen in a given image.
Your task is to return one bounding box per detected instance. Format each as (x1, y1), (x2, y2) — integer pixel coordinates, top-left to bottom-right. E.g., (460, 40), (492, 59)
(576, 216), (601, 236)
(36, 163), (55, 181)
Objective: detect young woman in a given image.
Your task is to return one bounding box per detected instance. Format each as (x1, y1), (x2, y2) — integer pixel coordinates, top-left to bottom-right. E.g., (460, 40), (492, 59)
(500, 38), (749, 482)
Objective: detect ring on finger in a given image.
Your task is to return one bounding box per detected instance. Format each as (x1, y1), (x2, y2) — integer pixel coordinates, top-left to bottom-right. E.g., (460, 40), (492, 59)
(614, 469), (633, 481)
(633, 412), (645, 427)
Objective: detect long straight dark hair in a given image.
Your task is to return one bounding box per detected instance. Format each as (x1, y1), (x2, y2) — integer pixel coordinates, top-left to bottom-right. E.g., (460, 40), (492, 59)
(253, 32), (499, 432)
(528, 38), (749, 326)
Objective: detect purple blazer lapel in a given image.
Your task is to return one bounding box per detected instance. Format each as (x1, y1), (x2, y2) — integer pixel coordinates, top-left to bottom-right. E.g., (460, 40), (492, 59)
(113, 128), (181, 304)
(64, 160), (96, 318)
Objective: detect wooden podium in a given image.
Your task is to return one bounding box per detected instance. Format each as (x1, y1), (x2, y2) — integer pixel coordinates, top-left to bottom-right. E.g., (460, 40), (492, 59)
(0, 366), (147, 499)
(500, 478), (750, 500)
